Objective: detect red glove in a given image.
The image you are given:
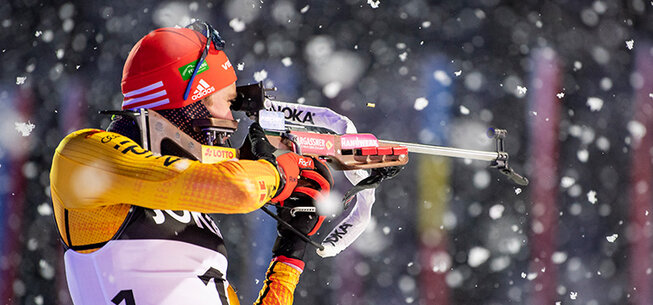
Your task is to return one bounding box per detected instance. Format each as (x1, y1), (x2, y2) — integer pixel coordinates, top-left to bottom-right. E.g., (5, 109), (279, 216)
(281, 157), (333, 235)
(272, 157), (333, 262)
(271, 152), (332, 203)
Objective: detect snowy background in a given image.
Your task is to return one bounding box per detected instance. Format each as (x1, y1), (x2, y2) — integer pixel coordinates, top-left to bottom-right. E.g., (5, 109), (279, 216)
(1, 0), (653, 305)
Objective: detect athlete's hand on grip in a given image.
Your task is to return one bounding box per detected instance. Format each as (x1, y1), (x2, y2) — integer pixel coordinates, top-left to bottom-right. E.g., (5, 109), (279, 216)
(272, 159), (333, 260)
(242, 122), (277, 163)
(243, 122), (331, 204)
(278, 157), (333, 233)
(271, 152), (332, 203)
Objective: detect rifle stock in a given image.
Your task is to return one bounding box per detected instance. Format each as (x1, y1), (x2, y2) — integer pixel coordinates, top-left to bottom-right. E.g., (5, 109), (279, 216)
(265, 133), (409, 170)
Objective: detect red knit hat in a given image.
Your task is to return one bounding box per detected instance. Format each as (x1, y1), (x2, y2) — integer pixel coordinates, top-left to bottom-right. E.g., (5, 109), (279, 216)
(121, 27), (237, 110)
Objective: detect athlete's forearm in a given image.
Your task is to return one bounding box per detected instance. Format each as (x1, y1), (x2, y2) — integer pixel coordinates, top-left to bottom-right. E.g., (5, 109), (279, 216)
(50, 129), (280, 213)
(254, 260), (302, 305)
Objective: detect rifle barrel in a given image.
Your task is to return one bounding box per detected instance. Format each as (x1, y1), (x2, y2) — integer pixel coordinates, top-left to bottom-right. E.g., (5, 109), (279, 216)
(380, 140), (498, 162)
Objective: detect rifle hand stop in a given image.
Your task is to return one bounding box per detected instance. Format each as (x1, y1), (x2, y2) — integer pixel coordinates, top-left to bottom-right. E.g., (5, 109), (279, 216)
(487, 128), (529, 186)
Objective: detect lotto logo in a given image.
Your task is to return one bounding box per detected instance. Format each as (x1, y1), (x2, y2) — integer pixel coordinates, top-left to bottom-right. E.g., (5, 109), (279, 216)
(191, 79), (215, 101)
(203, 149), (235, 159)
(201, 145), (237, 164)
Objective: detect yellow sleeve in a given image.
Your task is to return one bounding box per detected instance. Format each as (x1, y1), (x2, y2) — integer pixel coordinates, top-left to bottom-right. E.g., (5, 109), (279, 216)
(254, 261), (301, 305)
(50, 129), (280, 213)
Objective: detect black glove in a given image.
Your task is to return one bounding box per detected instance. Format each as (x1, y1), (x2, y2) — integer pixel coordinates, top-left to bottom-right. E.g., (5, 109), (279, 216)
(341, 166), (404, 208)
(272, 158), (333, 261)
(240, 122), (276, 164)
(241, 122), (327, 203)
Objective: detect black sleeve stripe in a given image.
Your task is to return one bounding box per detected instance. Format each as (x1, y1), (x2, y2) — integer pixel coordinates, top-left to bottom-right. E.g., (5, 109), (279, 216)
(64, 209), (73, 246)
(254, 261), (278, 305)
(69, 241), (109, 251)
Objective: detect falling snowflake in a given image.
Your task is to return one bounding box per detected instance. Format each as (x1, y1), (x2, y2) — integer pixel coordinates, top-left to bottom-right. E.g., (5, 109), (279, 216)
(606, 234), (618, 243)
(561, 176), (576, 188)
(237, 62), (245, 71)
(433, 70), (452, 86)
(229, 18), (246, 32)
(594, 137), (609, 152)
(16, 76), (27, 85)
(556, 92), (565, 99)
(577, 149), (589, 162)
(587, 190), (598, 204)
(414, 97), (429, 111)
(586, 97), (604, 111)
(459, 105), (470, 115)
(430, 251), (452, 273)
(489, 204), (505, 220)
(573, 61), (583, 71)
(15, 121), (35, 136)
(300, 5), (310, 13)
(367, 0), (380, 8)
(626, 40), (634, 50)
(366, 103), (376, 108)
(39, 259), (55, 280)
(628, 120), (647, 141)
(323, 82), (342, 98)
(649, 93), (653, 99)
(253, 69), (268, 82)
(551, 251), (568, 264)
(468, 247), (490, 267)
(421, 21), (432, 28)
(570, 291), (578, 300)
(516, 86), (527, 96)
(281, 57), (293, 67)
(515, 188), (522, 194)
(398, 52), (408, 62)
(37, 203), (53, 216)
(454, 70), (462, 76)
(56, 49), (65, 59)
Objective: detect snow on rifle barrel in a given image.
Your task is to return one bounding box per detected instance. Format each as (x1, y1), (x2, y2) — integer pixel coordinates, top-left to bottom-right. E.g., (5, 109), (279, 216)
(232, 82), (529, 186)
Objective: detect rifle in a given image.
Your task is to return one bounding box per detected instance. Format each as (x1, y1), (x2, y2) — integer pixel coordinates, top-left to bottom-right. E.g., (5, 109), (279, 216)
(101, 82), (528, 255)
(231, 82), (529, 186)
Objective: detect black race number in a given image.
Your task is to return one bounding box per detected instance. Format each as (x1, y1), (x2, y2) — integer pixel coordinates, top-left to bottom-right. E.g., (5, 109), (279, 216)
(111, 289), (136, 305)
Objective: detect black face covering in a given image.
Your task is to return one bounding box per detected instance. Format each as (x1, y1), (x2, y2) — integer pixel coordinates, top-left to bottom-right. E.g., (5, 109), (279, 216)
(106, 115), (141, 144)
(156, 101), (213, 145)
(107, 100), (255, 156)
(107, 101), (211, 147)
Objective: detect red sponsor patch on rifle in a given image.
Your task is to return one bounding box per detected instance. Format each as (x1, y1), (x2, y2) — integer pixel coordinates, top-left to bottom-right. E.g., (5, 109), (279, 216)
(290, 131), (336, 156)
(340, 134), (379, 149)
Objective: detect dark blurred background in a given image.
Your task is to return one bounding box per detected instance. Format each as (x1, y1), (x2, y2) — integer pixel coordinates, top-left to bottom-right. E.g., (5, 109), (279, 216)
(1, 0), (652, 304)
